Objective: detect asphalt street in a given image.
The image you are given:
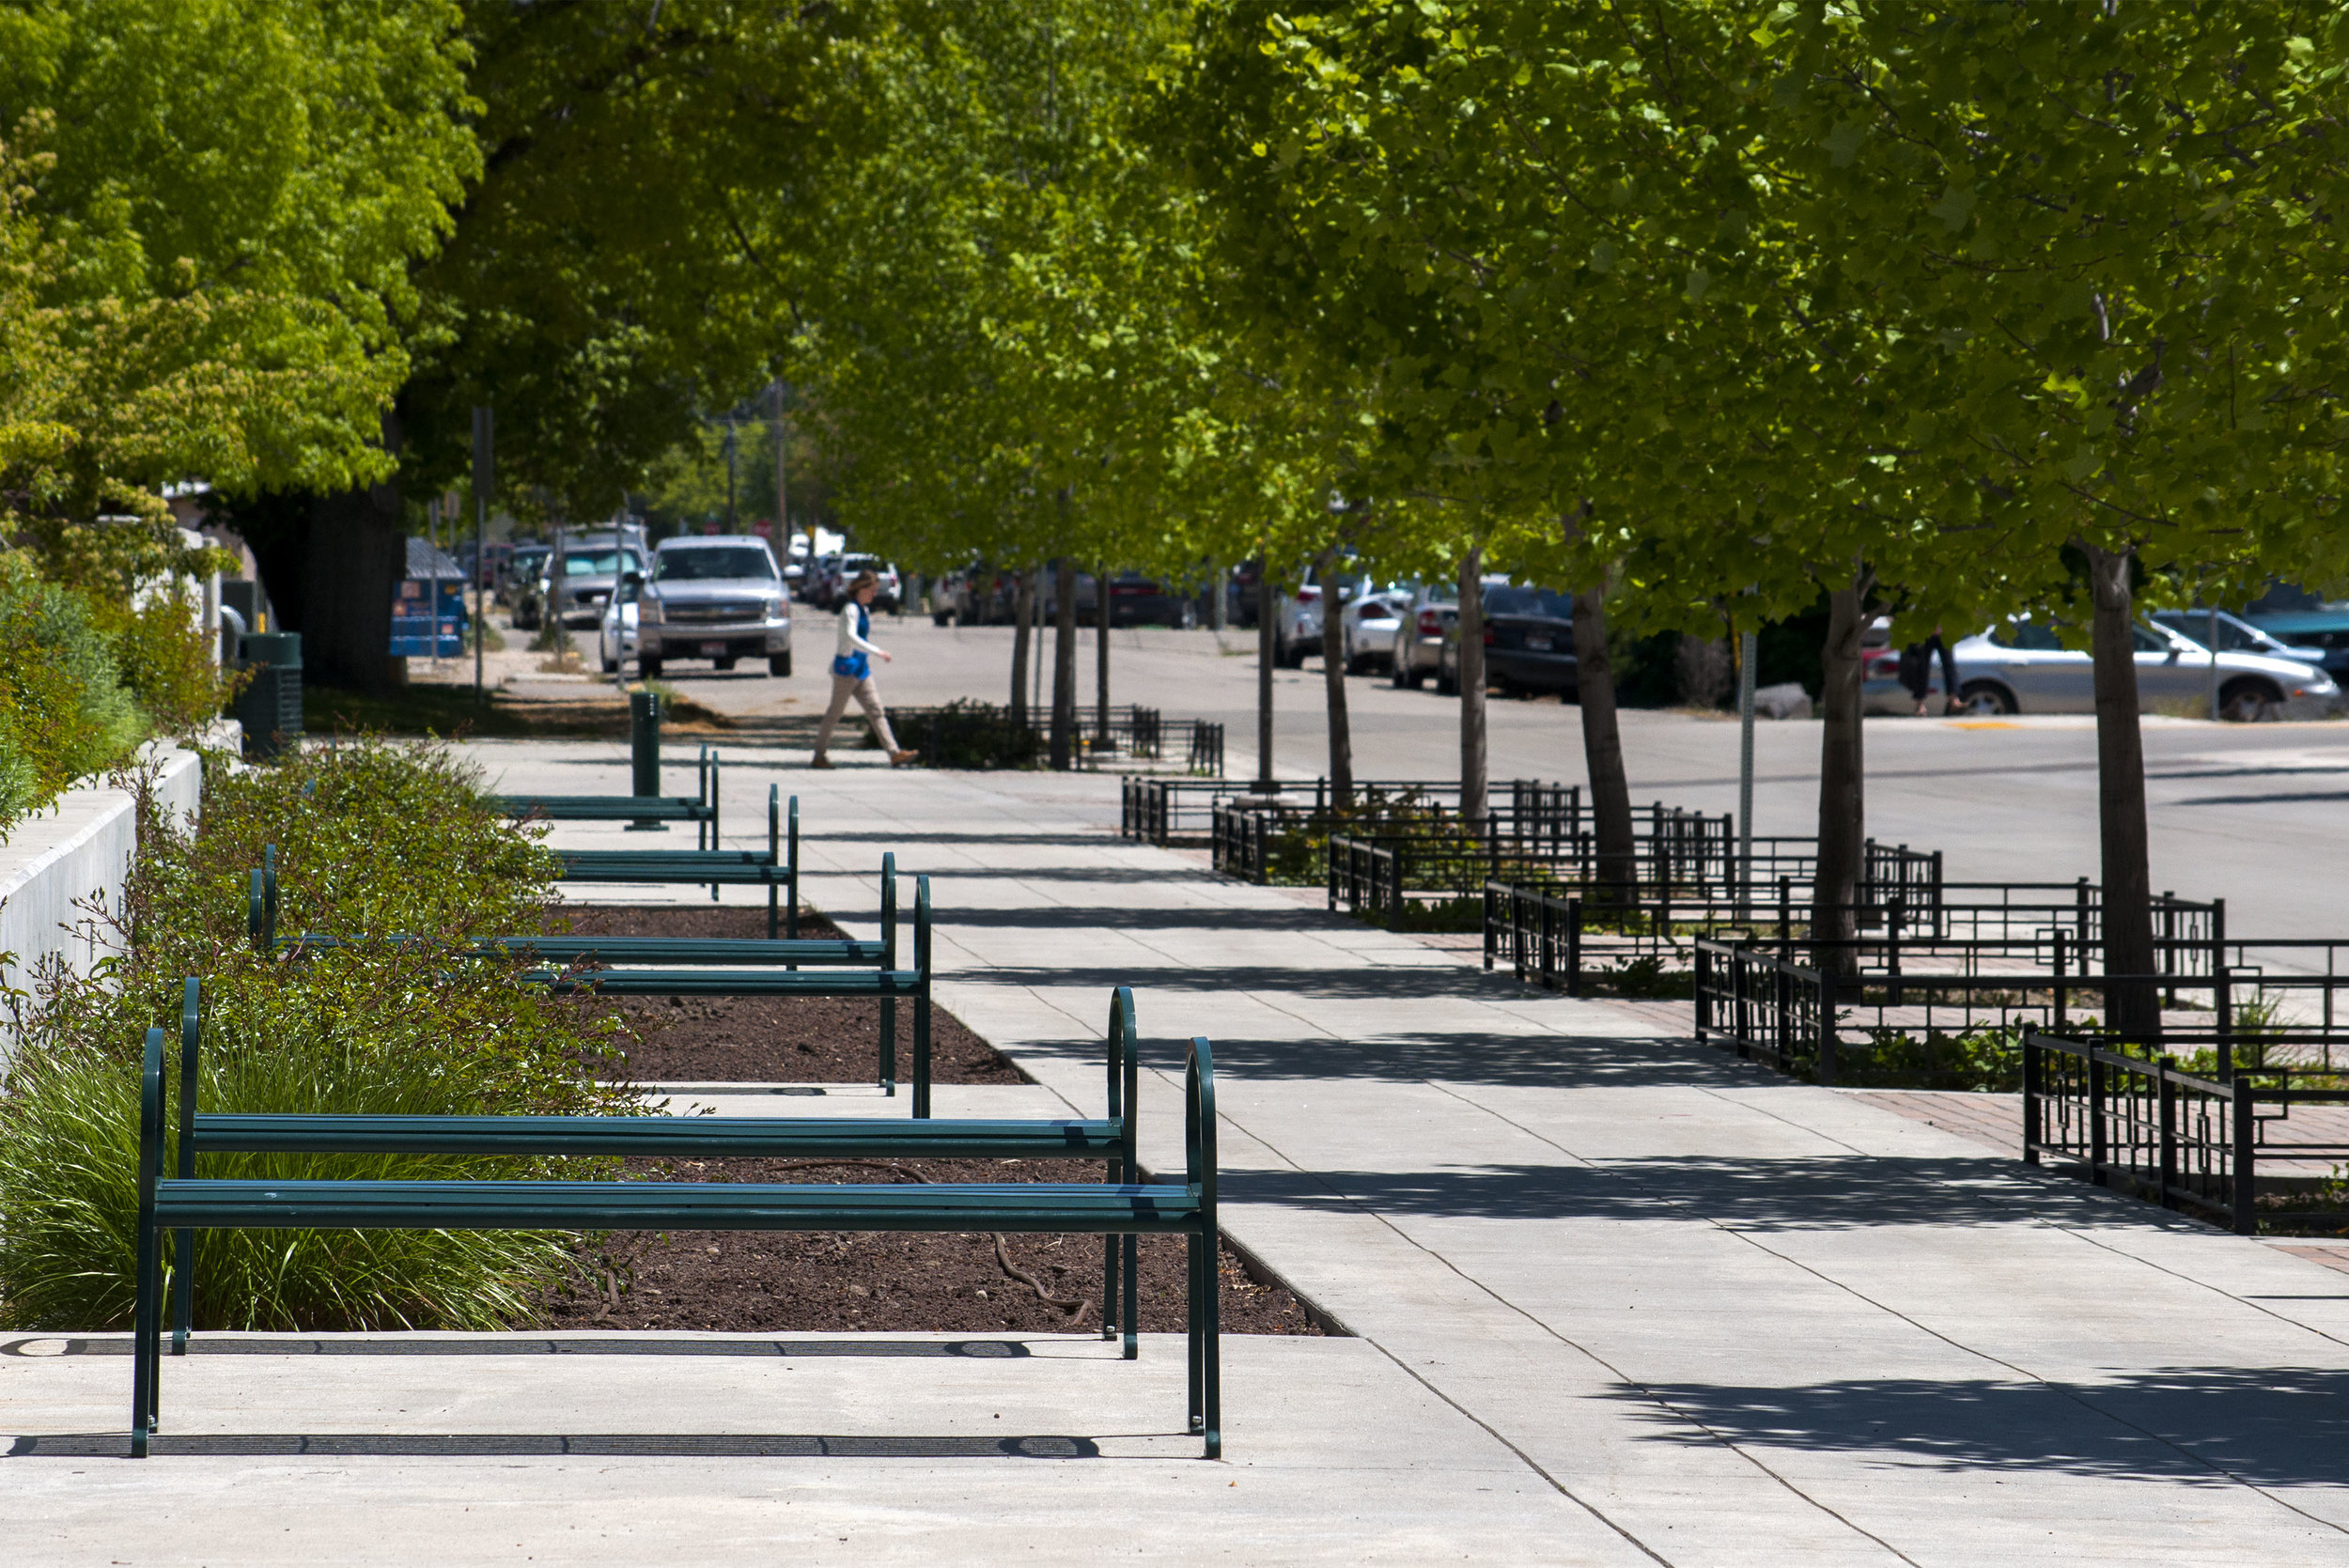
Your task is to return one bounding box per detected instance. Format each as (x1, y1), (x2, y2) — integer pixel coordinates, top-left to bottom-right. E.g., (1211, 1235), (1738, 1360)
(596, 608), (2349, 940)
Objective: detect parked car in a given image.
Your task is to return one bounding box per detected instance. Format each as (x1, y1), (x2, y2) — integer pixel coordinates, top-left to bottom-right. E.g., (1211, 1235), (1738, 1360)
(542, 533), (647, 627)
(1100, 572), (1197, 628)
(601, 536), (791, 677)
(934, 563), (1020, 625)
(2231, 581), (2349, 679)
(1949, 616), (2340, 721)
(832, 553), (901, 613)
(1340, 589), (1409, 673)
(505, 543), (552, 627)
(1478, 585), (1579, 696)
(2149, 608), (2331, 668)
(1390, 576), (1512, 691)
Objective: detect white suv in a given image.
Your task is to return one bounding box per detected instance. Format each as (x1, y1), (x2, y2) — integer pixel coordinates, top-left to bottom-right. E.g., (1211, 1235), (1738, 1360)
(603, 536), (792, 677)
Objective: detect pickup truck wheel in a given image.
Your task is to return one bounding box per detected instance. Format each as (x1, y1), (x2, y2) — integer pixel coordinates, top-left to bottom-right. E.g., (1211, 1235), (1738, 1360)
(769, 652), (791, 677)
(639, 657), (663, 680)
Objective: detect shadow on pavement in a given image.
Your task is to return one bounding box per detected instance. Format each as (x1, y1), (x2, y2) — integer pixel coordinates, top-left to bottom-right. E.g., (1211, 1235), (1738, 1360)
(1606, 1367), (2349, 1488)
(1224, 1154), (2111, 1230)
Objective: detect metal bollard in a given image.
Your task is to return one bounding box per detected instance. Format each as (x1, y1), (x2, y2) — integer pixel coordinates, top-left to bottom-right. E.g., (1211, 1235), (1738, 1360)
(629, 689), (664, 831)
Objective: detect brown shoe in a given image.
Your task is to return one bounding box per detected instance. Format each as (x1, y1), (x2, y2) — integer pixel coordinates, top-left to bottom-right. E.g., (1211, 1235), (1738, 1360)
(889, 749), (921, 768)
(809, 754), (833, 769)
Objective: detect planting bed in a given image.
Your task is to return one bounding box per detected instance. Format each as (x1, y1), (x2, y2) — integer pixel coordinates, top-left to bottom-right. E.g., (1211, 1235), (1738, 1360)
(537, 1160), (1322, 1338)
(539, 906), (1325, 1337)
(559, 902), (1021, 1085)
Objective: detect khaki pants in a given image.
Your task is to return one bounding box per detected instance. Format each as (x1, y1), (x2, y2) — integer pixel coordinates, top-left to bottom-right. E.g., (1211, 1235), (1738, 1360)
(816, 673), (899, 756)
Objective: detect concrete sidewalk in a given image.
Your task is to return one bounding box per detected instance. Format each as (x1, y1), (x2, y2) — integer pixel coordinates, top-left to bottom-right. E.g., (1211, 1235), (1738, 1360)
(632, 747), (2349, 1565)
(13, 741), (2349, 1564)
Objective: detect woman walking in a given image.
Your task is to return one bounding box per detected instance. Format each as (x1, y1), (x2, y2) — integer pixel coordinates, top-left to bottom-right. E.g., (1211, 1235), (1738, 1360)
(812, 570), (919, 768)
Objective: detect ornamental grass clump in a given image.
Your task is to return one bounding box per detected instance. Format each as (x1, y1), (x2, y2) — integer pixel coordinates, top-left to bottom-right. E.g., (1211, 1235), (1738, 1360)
(0, 736), (639, 1331)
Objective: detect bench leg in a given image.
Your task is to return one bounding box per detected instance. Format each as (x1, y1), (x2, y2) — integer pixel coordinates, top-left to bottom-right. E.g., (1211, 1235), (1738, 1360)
(1123, 1234), (1138, 1361)
(879, 995), (896, 1099)
(1190, 1227), (1220, 1459)
(1188, 1230), (1206, 1440)
(1099, 1174), (1118, 1343)
(912, 986), (931, 1120)
(767, 883), (778, 940)
(171, 1228), (194, 1354)
(132, 1219), (160, 1456)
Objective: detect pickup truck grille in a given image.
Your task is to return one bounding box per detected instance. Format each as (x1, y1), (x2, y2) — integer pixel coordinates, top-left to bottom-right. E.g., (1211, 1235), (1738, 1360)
(664, 601), (764, 625)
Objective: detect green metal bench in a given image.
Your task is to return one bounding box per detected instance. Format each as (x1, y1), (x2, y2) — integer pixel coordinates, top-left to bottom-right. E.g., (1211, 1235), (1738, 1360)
(129, 980), (1217, 1458)
(549, 786), (800, 937)
(488, 745), (723, 842)
(249, 853), (937, 1107)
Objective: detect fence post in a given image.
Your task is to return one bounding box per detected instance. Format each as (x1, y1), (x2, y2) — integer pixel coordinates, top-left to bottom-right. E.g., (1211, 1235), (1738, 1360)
(2052, 931), (2068, 1033)
(2088, 1041), (2107, 1186)
(2157, 1056), (2178, 1211)
(1887, 895), (1905, 1009)
(1778, 876), (1793, 957)
(2232, 1074), (2257, 1235)
(2021, 1034), (2041, 1166)
(2214, 964), (2234, 1082)
(1566, 897), (1583, 999)
(1483, 881), (1498, 971)
(1815, 970), (1838, 1086)
(1694, 944), (1711, 1036)
(1327, 836), (1341, 913)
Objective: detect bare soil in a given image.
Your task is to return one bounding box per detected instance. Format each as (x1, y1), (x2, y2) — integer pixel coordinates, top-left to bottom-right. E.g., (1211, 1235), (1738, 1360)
(538, 1157), (1322, 1338)
(557, 903), (1021, 1085)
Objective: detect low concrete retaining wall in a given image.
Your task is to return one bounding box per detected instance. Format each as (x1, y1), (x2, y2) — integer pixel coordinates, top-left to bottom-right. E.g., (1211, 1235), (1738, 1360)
(0, 745), (208, 1043)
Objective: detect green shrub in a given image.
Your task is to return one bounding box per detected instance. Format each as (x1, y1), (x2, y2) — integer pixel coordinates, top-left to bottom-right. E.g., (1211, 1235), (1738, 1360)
(0, 737), (636, 1331)
(895, 700), (1046, 768)
(0, 557), (147, 827)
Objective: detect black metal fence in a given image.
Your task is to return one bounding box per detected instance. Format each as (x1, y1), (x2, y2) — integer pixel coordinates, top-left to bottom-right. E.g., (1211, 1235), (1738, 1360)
(1207, 780), (1580, 883)
(2024, 1031), (2349, 1234)
(896, 703), (1223, 775)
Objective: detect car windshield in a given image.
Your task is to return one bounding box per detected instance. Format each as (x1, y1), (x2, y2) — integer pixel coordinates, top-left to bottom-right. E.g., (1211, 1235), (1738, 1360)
(562, 550), (639, 576)
(1484, 586), (1575, 619)
(1989, 619), (2067, 651)
(2154, 612), (2268, 653)
(656, 548), (776, 582)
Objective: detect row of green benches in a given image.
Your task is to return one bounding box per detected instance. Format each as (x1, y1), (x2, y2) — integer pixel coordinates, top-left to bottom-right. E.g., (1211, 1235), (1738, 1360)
(132, 980), (1220, 1458)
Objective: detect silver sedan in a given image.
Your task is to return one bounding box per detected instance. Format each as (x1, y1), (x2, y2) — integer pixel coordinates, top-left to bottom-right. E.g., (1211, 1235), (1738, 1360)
(1948, 618), (2341, 721)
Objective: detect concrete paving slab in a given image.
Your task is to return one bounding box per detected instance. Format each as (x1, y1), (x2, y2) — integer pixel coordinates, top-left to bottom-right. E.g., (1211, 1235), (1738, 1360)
(1, 1333), (1654, 1567)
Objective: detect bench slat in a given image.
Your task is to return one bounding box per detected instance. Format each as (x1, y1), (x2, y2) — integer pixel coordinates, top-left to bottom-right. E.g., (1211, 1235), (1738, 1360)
(523, 969), (917, 997)
(152, 1178), (1202, 1234)
(191, 1114), (1120, 1158)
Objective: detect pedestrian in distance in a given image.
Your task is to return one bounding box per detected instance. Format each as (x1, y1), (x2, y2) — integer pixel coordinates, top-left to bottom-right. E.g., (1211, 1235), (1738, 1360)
(1898, 629), (1961, 717)
(810, 570), (919, 768)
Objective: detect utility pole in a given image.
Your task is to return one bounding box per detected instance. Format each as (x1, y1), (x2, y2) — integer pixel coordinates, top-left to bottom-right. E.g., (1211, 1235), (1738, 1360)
(724, 415), (739, 533)
(472, 406), (492, 703)
(1737, 628), (1757, 913)
(785, 375), (803, 535)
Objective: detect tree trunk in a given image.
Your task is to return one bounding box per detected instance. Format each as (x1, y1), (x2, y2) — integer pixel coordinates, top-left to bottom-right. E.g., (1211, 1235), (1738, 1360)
(1458, 548), (1487, 833)
(1317, 546), (1354, 808)
(1207, 559), (1226, 630)
(2086, 539), (2158, 1037)
(1809, 570), (1872, 967)
(1095, 561), (1111, 740)
(1571, 581), (1635, 903)
(236, 413), (409, 694)
(1008, 567), (1034, 726)
(1050, 555), (1077, 770)
(1256, 568), (1276, 788)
